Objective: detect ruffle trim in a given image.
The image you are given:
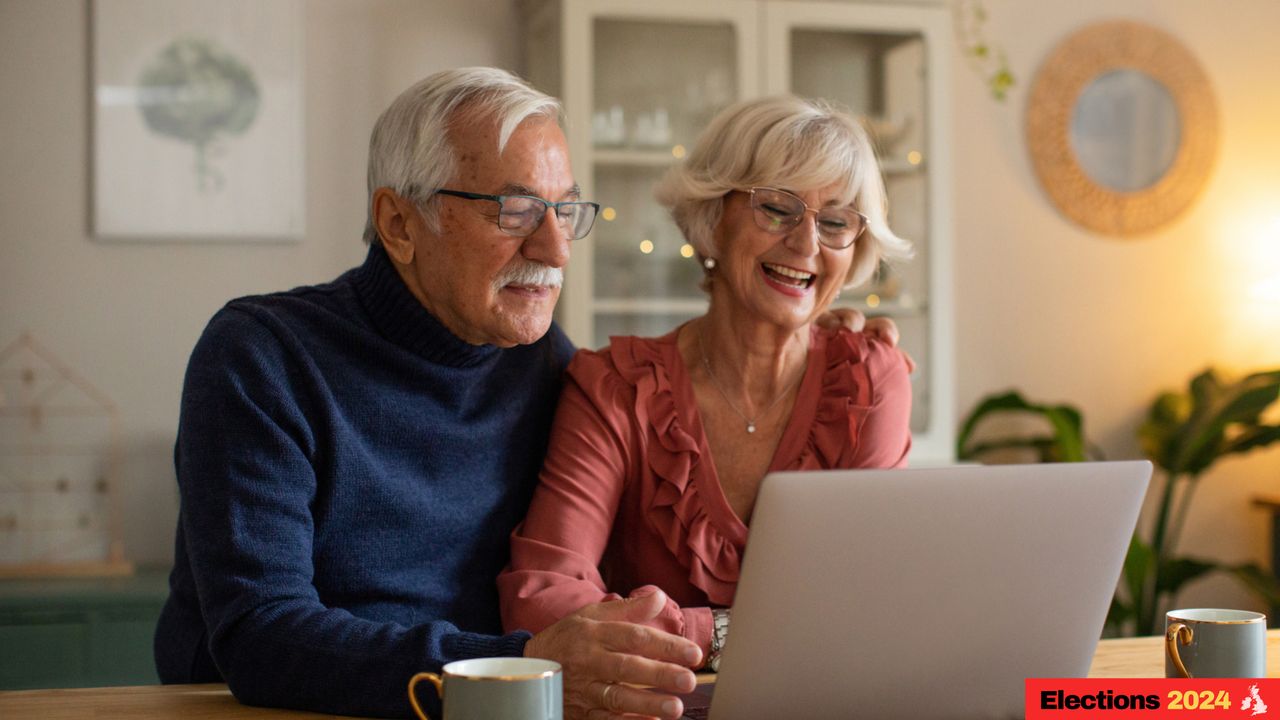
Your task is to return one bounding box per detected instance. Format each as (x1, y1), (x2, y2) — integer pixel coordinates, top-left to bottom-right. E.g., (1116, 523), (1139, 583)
(796, 328), (876, 469)
(606, 328), (877, 606)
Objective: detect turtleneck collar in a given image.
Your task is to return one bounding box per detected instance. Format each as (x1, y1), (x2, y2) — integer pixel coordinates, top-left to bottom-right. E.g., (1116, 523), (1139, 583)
(351, 243), (501, 368)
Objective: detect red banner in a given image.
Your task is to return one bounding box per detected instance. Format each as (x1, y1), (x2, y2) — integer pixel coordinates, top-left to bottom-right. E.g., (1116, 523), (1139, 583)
(1026, 679), (1278, 718)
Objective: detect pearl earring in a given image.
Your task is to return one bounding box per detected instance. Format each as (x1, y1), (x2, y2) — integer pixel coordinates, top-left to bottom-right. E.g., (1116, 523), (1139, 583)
(703, 257), (717, 271)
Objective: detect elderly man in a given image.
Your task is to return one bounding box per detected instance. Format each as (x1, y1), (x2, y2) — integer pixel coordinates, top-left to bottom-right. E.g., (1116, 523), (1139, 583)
(156, 67), (895, 720)
(156, 67), (702, 720)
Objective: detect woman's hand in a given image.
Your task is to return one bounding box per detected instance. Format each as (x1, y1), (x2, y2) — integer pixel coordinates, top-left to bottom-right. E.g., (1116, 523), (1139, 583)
(814, 308), (916, 372)
(524, 590), (702, 720)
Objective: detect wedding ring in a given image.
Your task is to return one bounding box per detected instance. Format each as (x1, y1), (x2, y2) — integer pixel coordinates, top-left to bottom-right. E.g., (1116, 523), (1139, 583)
(601, 682), (619, 710)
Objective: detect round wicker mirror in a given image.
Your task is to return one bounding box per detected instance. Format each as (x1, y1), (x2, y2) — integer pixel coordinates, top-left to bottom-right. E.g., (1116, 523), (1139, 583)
(1026, 21), (1218, 237)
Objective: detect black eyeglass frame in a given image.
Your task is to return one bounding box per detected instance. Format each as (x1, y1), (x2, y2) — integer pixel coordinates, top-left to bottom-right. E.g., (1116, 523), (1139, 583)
(743, 186), (869, 250)
(434, 188), (601, 240)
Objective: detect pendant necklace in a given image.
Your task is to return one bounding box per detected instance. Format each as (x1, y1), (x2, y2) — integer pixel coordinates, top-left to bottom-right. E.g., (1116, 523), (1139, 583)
(696, 327), (805, 434)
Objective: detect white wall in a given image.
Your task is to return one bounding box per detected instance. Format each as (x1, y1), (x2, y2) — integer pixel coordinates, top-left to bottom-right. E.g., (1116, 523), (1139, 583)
(0, 0), (520, 565)
(1, 0), (1277, 616)
(952, 0), (1280, 611)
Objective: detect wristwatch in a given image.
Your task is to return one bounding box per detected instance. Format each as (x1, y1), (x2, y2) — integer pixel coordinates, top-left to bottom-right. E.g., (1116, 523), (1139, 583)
(707, 608), (731, 672)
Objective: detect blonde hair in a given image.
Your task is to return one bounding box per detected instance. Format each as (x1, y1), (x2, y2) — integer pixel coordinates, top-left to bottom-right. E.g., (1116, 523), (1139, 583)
(362, 67), (562, 244)
(654, 95), (911, 288)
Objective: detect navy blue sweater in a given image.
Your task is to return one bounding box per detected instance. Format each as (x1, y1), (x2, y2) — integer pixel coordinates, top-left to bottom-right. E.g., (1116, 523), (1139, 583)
(155, 244), (574, 718)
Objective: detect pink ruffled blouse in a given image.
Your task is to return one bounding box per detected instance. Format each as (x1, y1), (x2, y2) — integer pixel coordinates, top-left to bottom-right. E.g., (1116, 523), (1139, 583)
(497, 325), (912, 658)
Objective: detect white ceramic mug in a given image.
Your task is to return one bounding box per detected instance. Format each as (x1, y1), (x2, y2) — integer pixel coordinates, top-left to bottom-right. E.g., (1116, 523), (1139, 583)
(1165, 608), (1267, 678)
(408, 657), (563, 720)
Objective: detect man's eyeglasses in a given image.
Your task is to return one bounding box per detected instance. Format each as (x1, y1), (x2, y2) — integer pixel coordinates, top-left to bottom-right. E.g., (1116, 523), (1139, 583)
(744, 187), (867, 250)
(435, 189), (600, 240)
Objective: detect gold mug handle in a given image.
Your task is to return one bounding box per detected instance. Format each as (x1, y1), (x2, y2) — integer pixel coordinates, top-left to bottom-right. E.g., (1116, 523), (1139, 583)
(408, 672), (445, 720)
(1165, 622), (1195, 678)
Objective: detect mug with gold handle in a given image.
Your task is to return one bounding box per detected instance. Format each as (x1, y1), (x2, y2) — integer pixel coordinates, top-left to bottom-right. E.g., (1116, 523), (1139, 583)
(1164, 609), (1266, 679)
(408, 658), (562, 720)
(408, 672), (445, 720)
(1165, 622), (1195, 678)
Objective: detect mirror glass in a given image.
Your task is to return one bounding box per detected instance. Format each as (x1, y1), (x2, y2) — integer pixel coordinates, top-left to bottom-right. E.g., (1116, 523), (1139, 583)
(1070, 70), (1181, 192)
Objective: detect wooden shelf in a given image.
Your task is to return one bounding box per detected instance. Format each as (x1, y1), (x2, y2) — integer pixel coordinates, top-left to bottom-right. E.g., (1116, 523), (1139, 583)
(593, 147), (682, 167)
(880, 158), (926, 175)
(593, 298), (707, 314)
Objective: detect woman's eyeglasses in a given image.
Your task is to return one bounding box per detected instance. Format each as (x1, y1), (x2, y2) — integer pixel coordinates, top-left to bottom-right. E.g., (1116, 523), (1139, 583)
(435, 189), (600, 240)
(744, 187), (867, 250)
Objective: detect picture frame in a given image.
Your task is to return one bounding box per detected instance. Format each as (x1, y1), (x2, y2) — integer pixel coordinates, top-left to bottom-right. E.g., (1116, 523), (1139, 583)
(91, 0), (304, 241)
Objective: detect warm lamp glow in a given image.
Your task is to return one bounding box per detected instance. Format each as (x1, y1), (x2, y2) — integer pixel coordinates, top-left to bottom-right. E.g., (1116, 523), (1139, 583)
(601, 207), (617, 221)
(672, 145), (687, 159)
(680, 243), (694, 258)
(907, 150), (923, 165)
(639, 239), (654, 254)
(1248, 216), (1280, 303)
(1252, 276), (1280, 303)
(866, 294), (881, 308)
(1223, 211), (1280, 364)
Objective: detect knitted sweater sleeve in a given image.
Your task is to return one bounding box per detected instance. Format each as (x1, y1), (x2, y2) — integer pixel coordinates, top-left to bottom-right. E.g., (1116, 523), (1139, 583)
(174, 308), (528, 719)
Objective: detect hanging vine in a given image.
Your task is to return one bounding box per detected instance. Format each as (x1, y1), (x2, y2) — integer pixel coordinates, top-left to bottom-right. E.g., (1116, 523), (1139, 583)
(953, 0), (1015, 101)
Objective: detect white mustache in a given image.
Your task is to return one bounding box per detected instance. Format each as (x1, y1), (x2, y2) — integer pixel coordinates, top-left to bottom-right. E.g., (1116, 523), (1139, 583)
(494, 261), (563, 290)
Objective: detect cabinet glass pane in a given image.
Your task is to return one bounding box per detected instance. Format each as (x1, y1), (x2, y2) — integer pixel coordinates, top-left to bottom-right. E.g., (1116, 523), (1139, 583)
(593, 165), (704, 301)
(895, 312), (931, 434)
(592, 20), (737, 151)
(589, 17), (738, 350)
(791, 28), (931, 433)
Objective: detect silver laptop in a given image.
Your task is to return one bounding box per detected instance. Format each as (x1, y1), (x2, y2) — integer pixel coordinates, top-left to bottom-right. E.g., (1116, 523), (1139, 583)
(688, 461), (1151, 720)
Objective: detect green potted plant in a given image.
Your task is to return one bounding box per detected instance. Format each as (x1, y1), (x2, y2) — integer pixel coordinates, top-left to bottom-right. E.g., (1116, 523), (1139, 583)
(1122, 368), (1280, 635)
(957, 369), (1280, 636)
(956, 390), (1098, 463)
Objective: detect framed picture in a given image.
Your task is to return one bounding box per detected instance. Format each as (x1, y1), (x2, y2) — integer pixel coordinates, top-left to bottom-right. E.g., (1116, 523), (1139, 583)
(92, 0), (304, 240)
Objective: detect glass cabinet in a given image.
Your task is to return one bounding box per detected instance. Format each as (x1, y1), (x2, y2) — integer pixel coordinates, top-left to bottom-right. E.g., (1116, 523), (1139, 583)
(522, 0), (954, 463)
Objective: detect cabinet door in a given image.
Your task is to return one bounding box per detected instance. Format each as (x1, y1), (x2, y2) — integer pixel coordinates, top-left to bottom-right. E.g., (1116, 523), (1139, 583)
(550, 0), (759, 350)
(89, 607), (163, 686)
(0, 612), (90, 689)
(762, 2), (955, 463)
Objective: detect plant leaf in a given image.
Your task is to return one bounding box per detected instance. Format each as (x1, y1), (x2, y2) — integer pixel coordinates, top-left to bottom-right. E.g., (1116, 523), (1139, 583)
(956, 390), (1088, 462)
(956, 437), (1061, 462)
(1225, 425), (1280, 455)
(957, 391), (1030, 458)
(1224, 563), (1280, 609)
(1156, 556), (1218, 596)
(1138, 391), (1188, 469)
(1041, 405), (1085, 461)
(1121, 535), (1153, 622)
(1142, 368), (1280, 476)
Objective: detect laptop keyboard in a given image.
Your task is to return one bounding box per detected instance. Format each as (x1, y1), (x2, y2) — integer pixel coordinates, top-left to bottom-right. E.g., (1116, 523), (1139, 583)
(678, 683), (715, 720)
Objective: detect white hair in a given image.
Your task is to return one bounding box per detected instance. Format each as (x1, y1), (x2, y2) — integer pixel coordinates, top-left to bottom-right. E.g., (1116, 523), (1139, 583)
(654, 95), (912, 289)
(362, 67), (562, 244)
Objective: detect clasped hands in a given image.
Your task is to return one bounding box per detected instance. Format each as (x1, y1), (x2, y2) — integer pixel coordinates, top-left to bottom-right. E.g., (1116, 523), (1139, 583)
(525, 589), (700, 720)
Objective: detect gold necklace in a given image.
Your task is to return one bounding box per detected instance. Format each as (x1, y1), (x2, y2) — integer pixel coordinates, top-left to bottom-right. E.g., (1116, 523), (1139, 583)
(696, 328), (805, 434)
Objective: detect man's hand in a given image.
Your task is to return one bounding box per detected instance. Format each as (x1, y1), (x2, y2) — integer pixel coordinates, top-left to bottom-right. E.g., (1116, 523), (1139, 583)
(524, 590), (701, 720)
(814, 308), (916, 372)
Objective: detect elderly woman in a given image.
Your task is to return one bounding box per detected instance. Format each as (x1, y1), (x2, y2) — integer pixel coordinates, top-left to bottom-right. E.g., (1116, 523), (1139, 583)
(500, 95), (913, 676)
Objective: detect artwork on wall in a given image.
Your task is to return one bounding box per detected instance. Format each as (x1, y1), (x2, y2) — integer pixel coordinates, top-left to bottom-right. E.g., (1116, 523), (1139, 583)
(91, 0), (304, 240)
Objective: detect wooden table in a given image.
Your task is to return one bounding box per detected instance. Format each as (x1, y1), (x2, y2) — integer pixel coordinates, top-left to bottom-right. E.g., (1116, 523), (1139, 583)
(1087, 629), (1279, 678)
(0, 683), (351, 719)
(4, 632), (1278, 719)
